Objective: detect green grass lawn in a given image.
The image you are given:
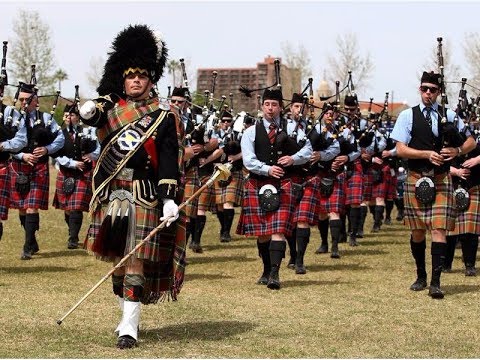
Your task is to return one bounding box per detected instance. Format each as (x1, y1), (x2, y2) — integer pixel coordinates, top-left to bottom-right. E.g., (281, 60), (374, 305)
(0, 168), (479, 358)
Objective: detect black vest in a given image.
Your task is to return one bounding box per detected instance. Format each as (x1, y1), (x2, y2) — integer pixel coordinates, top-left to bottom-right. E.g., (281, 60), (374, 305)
(408, 105), (448, 174)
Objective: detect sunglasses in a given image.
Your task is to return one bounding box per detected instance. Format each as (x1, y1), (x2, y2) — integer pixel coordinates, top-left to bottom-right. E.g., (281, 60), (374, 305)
(344, 107), (356, 112)
(420, 86), (439, 93)
(221, 119), (233, 123)
(170, 99), (185, 104)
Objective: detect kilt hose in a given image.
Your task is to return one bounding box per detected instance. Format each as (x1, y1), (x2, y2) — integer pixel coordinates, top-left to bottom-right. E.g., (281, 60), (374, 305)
(214, 168), (244, 206)
(448, 185), (480, 235)
(345, 160), (364, 205)
(197, 174), (216, 212)
(318, 172), (346, 215)
(10, 159), (49, 210)
(52, 167), (94, 211)
(84, 177), (186, 303)
(236, 177), (295, 237)
(371, 163), (390, 200)
(0, 161), (10, 220)
(183, 166), (200, 218)
(291, 174), (321, 225)
(404, 171), (457, 231)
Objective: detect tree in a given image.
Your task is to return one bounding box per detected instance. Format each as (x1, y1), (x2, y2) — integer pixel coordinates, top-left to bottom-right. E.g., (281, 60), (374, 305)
(326, 32), (374, 97)
(463, 32), (480, 93)
(167, 59), (181, 88)
(422, 37), (462, 108)
(85, 56), (104, 96)
(53, 68), (68, 92)
(9, 9), (57, 94)
(280, 41), (312, 90)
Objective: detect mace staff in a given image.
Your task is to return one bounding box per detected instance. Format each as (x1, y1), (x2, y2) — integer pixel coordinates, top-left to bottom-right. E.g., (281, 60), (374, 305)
(57, 163), (232, 325)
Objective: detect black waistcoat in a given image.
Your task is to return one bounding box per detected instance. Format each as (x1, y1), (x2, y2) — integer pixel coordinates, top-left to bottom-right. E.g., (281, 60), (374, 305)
(408, 105), (448, 174)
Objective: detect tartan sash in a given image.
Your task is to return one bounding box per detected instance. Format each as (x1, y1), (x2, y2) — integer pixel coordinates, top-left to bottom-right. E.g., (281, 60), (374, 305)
(90, 109), (167, 211)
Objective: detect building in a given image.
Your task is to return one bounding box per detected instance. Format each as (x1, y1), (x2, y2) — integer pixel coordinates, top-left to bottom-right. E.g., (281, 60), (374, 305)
(196, 56), (301, 114)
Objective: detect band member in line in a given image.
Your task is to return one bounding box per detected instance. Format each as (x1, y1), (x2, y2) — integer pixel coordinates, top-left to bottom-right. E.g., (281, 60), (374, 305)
(391, 71), (475, 299)
(53, 104), (100, 249)
(10, 83), (65, 260)
(237, 88), (310, 290)
(80, 24), (183, 348)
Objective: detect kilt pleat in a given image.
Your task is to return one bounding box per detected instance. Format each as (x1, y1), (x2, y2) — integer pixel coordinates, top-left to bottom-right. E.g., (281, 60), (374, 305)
(318, 172), (346, 215)
(52, 167), (93, 211)
(404, 171), (457, 230)
(236, 177), (295, 237)
(292, 175), (321, 225)
(386, 172), (398, 200)
(346, 160), (364, 205)
(371, 164), (390, 199)
(448, 185), (480, 235)
(183, 167), (200, 217)
(10, 160), (49, 210)
(214, 169), (244, 206)
(0, 161), (10, 220)
(197, 174), (216, 211)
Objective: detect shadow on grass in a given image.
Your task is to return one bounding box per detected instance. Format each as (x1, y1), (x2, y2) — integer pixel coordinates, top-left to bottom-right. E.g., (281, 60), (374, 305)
(35, 250), (89, 259)
(340, 248), (388, 256)
(281, 279), (348, 288)
(443, 283), (480, 295)
(359, 239), (405, 246)
(306, 262), (369, 272)
(185, 273), (234, 281)
(0, 266), (74, 274)
(202, 243), (253, 251)
(142, 320), (256, 342)
(187, 255), (256, 265)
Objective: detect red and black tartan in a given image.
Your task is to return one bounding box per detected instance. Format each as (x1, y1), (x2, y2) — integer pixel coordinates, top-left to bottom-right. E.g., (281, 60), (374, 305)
(345, 160), (364, 205)
(214, 168), (244, 206)
(404, 171), (457, 231)
(318, 172), (346, 215)
(183, 166), (200, 218)
(10, 160), (50, 210)
(448, 185), (480, 235)
(0, 161), (10, 220)
(291, 174), (321, 225)
(236, 177), (295, 237)
(52, 166), (94, 211)
(386, 170), (398, 201)
(371, 163), (390, 199)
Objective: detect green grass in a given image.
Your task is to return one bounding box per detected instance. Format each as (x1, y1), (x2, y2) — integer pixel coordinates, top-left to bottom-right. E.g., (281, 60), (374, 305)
(0, 167), (479, 358)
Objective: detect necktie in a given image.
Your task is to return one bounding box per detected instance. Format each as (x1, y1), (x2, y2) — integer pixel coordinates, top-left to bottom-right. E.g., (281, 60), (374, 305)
(268, 122), (276, 144)
(424, 107), (432, 127)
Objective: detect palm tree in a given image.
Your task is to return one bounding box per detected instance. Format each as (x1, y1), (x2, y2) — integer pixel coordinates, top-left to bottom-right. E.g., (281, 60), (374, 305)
(167, 60), (180, 87)
(54, 68), (68, 92)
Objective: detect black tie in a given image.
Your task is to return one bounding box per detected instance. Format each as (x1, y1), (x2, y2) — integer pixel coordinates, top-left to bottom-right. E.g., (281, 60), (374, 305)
(424, 107), (432, 128)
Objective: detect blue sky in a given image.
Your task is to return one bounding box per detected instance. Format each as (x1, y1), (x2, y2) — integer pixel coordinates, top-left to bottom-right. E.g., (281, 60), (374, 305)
(1, 0), (480, 107)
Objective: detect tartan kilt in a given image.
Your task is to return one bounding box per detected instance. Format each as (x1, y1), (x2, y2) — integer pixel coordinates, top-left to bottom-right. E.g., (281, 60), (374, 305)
(10, 160), (49, 210)
(84, 177), (185, 303)
(346, 160), (364, 205)
(214, 168), (244, 206)
(386, 173), (398, 201)
(448, 185), (480, 235)
(183, 167), (200, 218)
(292, 175), (321, 225)
(236, 177), (295, 237)
(318, 172), (346, 215)
(404, 171), (457, 230)
(52, 167), (94, 211)
(197, 174), (216, 211)
(371, 164), (390, 199)
(0, 161), (10, 220)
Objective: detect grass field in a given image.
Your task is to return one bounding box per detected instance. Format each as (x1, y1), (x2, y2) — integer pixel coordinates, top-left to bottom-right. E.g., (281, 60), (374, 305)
(0, 167), (479, 358)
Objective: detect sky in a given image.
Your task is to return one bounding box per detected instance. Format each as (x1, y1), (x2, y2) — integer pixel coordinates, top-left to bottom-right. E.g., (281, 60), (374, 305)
(1, 0), (480, 108)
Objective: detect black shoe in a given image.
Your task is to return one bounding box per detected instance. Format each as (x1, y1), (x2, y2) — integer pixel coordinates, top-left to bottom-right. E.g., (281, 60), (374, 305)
(465, 267), (477, 277)
(396, 214), (404, 221)
(267, 271), (280, 290)
(428, 285), (444, 299)
(330, 250), (340, 259)
(116, 335), (137, 349)
(67, 241), (79, 249)
(287, 258), (295, 270)
(256, 274), (269, 285)
(371, 225), (380, 233)
(409, 278), (427, 291)
(220, 232), (232, 243)
(190, 243), (203, 253)
(31, 242), (39, 254)
(295, 264), (306, 275)
(20, 251), (32, 260)
(384, 218), (392, 225)
(349, 237), (358, 247)
(356, 231), (364, 238)
(315, 244), (328, 254)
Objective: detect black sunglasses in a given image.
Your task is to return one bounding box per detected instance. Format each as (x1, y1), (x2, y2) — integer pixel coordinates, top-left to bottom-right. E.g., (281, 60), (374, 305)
(420, 86), (439, 93)
(170, 99), (185, 104)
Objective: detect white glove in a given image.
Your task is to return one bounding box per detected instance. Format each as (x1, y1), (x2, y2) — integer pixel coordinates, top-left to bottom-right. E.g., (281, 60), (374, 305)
(79, 100), (97, 120)
(160, 199), (179, 227)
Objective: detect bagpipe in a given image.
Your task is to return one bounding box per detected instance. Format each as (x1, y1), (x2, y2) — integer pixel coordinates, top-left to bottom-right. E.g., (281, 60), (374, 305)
(0, 41), (20, 142)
